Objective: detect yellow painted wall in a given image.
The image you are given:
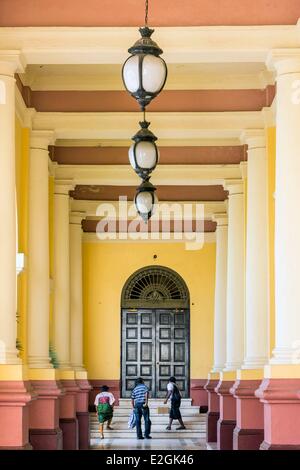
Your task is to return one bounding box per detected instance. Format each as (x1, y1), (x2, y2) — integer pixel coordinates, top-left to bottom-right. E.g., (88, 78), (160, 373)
(83, 241), (216, 380)
(267, 127), (276, 355)
(15, 117), (30, 361)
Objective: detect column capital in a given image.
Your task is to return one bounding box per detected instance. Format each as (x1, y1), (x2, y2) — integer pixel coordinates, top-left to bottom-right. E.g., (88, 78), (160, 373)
(240, 129), (266, 149)
(54, 179), (74, 195)
(30, 130), (56, 151)
(70, 211), (86, 225)
(266, 48), (300, 76)
(223, 179), (244, 195)
(0, 51), (26, 75)
(212, 213), (228, 227)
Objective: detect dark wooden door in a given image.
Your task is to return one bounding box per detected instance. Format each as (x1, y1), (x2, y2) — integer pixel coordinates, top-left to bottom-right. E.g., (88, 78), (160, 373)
(121, 308), (189, 398)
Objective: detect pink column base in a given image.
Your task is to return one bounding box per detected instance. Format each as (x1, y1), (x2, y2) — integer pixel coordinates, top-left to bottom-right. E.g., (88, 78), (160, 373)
(0, 381), (33, 449)
(76, 379), (91, 450)
(256, 378), (300, 450)
(190, 379), (208, 411)
(215, 379), (236, 450)
(231, 379), (264, 450)
(29, 380), (63, 450)
(204, 379), (220, 443)
(59, 379), (80, 450)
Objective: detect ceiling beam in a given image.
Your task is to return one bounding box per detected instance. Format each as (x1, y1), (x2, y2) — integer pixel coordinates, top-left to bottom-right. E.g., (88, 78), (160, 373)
(54, 163), (242, 185)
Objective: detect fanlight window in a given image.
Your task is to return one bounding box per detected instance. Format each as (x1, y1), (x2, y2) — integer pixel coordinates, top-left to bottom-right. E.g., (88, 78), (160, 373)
(122, 266), (189, 308)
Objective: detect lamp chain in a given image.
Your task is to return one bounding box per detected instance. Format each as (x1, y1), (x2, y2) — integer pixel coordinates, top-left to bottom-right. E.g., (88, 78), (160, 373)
(145, 0), (149, 26)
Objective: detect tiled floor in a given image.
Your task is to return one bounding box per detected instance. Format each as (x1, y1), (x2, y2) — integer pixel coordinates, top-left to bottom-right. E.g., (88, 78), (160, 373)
(91, 437), (207, 450)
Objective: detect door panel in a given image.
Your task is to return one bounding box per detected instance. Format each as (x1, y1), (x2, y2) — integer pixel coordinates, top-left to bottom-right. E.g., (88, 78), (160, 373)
(155, 309), (189, 398)
(122, 309), (156, 398)
(121, 308), (189, 398)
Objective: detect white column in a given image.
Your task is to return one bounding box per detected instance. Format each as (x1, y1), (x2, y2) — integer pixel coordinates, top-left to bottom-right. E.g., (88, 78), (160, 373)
(53, 181), (73, 369)
(242, 130), (269, 368)
(27, 131), (55, 368)
(70, 212), (85, 370)
(224, 181), (245, 370)
(212, 214), (228, 372)
(0, 54), (23, 364)
(267, 50), (300, 364)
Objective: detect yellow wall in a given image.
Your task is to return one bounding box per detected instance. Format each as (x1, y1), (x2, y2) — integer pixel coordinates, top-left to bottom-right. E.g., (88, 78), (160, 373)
(267, 127), (276, 355)
(15, 117), (30, 361)
(83, 241), (216, 380)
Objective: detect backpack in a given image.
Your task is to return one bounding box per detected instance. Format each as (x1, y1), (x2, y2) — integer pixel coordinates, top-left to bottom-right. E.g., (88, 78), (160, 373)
(171, 384), (181, 405)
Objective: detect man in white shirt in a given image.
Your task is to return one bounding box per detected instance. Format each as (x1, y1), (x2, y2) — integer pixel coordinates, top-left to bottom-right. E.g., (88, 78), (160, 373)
(164, 377), (186, 431)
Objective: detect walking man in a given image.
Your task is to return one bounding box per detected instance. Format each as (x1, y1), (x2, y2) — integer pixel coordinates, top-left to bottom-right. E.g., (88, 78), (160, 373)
(164, 376), (186, 430)
(131, 377), (152, 439)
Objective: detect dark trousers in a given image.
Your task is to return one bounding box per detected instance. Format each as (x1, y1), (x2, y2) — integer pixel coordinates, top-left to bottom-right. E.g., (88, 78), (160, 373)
(134, 404), (151, 438)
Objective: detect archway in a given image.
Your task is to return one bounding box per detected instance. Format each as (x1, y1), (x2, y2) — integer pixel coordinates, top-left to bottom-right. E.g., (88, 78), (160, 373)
(121, 265), (190, 398)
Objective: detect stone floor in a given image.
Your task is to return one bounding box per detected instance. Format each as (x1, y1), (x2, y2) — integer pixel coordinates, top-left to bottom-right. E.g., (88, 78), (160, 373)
(91, 437), (207, 450)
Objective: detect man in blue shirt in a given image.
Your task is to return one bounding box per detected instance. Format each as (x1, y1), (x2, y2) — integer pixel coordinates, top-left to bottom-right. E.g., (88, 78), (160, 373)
(131, 378), (152, 439)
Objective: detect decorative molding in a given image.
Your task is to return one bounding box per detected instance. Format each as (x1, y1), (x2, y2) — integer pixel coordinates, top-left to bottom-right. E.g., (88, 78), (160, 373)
(266, 48), (300, 75)
(31, 110), (265, 142)
(30, 129), (56, 150)
(0, 50), (26, 74)
(223, 179), (244, 195)
(55, 164), (242, 186)
(71, 199), (226, 218)
(213, 213), (228, 226)
(0, 26), (299, 66)
(70, 211), (86, 225)
(240, 129), (266, 149)
(20, 66), (275, 92)
(54, 179), (74, 195)
(82, 231), (216, 244)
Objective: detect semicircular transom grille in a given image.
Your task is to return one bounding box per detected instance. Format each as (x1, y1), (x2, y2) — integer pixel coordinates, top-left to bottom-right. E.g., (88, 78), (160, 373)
(123, 267), (188, 304)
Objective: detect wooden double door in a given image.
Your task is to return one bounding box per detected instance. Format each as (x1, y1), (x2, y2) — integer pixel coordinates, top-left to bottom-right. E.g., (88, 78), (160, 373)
(121, 308), (190, 398)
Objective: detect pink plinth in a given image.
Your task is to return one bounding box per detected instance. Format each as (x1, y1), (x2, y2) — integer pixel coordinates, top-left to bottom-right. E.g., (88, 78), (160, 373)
(256, 378), (300, 450)
(59, 379), (80, 450)
(29, 380), (63, 450)
(204, 379), (220, 443)
(230, 379), (264, 450)
(0, 381), (33, 449)
(76, 379), (91, 450)
(215, 379), (236, 450)
(190, 379), (208, 411)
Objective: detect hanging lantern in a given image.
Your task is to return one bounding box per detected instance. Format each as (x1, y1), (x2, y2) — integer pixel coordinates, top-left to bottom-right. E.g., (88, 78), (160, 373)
(122, 26), (168, 111)
(129, 120), (160, 180)
(135, 178), (158, 223)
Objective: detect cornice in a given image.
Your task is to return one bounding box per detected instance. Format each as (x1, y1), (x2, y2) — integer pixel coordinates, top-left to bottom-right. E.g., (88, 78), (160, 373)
(32, 111), (265, 140)
(55, 163), (241, 186)
(82, 231), (216, 244)
(0, 26), (299, 65)
(71, 199), (226, 218)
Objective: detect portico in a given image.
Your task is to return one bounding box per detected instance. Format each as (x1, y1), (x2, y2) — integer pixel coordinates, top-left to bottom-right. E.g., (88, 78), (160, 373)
(0, 0), (300, 451)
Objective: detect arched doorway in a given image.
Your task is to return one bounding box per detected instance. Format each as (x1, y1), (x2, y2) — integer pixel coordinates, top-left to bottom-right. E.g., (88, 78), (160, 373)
(121, 265), (190, 398)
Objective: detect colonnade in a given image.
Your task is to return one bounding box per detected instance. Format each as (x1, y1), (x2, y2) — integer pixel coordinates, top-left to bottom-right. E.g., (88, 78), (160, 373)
(206, 50), (300, 450)
(0, 53), (89, 449)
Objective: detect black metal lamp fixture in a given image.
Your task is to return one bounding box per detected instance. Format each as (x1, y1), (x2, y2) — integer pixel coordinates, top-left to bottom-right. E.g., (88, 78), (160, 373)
(135, 178), (158, 223)
(122, 0), (168, 111)
(122, 0), (166, 222)
(129, 120), (159, 180)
